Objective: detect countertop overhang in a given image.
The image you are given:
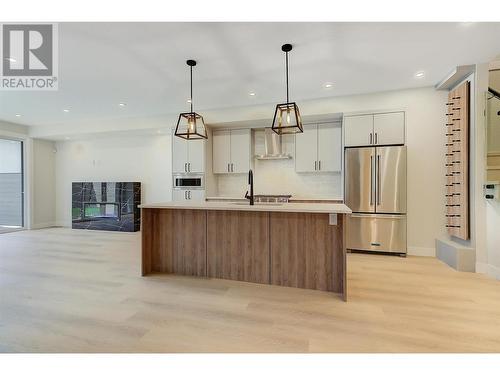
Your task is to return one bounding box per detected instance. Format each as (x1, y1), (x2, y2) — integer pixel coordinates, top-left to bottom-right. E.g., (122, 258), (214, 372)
(139, 201), (351, 214)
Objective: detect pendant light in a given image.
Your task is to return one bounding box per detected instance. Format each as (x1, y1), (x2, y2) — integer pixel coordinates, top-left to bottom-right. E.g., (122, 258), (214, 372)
(271, 44), (303, 135)
(175, 59), (208, 140)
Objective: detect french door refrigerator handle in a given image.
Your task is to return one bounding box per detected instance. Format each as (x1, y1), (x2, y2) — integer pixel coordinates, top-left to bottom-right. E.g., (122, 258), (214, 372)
(377, 154), (381, 205)
(370, 155), (374, 205)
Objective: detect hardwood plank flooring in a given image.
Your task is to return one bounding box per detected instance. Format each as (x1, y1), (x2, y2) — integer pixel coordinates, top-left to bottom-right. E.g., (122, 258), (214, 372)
(1, 228), (500, 352)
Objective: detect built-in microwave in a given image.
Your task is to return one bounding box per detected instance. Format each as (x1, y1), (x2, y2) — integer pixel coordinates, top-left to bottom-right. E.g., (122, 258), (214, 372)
(173, 173), (204, 190)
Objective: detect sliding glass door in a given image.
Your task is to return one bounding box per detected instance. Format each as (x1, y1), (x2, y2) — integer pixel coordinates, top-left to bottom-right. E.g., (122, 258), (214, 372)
(0, 138), (24, 232)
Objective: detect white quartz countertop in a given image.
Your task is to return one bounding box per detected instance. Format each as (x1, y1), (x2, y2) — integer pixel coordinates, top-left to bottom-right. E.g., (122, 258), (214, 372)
(139, 201), (351, 214)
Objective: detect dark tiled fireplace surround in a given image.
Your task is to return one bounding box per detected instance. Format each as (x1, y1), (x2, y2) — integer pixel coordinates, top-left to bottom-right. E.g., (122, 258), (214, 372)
(72, 182), (141, 232)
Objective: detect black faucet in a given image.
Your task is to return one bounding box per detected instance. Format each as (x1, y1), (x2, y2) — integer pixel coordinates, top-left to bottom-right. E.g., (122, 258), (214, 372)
(245, 169), (254, 205)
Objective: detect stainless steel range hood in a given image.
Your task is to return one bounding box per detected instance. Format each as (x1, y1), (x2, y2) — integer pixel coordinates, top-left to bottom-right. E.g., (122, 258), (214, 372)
(255, 128), (292, 160)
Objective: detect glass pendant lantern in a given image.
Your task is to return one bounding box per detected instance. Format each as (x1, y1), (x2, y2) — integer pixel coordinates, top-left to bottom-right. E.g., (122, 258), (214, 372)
(271, 44), (303, 135)
(175, 59), (208, 140)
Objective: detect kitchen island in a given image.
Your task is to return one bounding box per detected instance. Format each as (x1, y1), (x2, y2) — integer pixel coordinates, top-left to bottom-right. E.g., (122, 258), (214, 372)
(140, 201), (351, 300)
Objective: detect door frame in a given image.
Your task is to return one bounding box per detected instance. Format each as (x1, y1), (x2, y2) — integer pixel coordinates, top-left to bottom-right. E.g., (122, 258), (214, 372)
(0, 130), (31, 233)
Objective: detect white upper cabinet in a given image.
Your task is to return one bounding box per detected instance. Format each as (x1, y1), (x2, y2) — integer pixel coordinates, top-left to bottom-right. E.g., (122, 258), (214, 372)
(295, 125), (318, 172)
(344, 112), (405, 147)
(213, 130), (231, 173)
(230, 129), (251, 173)
(295, 123), (342, 173)
(172, 134), (189, 173)
(344, 115), (374, 147)
(172, 133), (206, 173)
(318, 123), (342, 172)
(212, 129), (251, 174)
(373, 112), (405, 146)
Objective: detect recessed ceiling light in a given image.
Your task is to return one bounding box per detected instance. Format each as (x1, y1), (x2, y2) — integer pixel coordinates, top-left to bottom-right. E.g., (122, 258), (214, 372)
(414, 71), (425, 79)
(63, 109), (70, 113)
(5, 57), (16, 63)
(118, 102), (126, 107)
(324, 82), (333, 89)
(249, 92), (256, 96)
(15, 114), (21, 117)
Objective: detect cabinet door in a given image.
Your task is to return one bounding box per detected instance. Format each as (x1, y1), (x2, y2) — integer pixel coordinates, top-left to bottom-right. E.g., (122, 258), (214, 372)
(172, 133), (189, 173)
(188, 190), (205, 201)
(373, 112), (405, 145)
(295, 124), (318, 172)
(344, 115), (374, 147)
(187, 140), (205, 173)
(230, 129), (251, 173)
(318, 123), (342, 172)
(172, 190), (187, 201)
(212, 130), (231, 174)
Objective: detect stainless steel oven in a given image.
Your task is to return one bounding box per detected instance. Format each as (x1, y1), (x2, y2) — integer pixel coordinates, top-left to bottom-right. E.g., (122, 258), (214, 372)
(172, 173), (204, 190)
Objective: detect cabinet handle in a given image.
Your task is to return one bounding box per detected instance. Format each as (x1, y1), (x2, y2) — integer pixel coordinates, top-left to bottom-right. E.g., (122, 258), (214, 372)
(184, 191), (187, 200)
(314, 161), (317, 170)
(184, 163), (187, 172)
(375, 133), (378, 144)
(369, 133), (373, 144)
(188, 163), (191, 172)
(227, 163), (230, 173)
(318, 160), (321, 171)
(231, 163), (234, 172)
(188, 191), (191, 200)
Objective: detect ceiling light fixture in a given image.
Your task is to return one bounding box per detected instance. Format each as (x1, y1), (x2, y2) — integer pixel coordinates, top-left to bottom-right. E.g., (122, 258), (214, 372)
(271, 44), (303, 135)
(249, 92), (256, 96)
(414, 71), (425, 79)
(118, 102), (126, 107)
(174, 60), (207, 140)
(63, 109), (70, 113)
(15, 114), (21, 117)
(324, 83), (333, 88)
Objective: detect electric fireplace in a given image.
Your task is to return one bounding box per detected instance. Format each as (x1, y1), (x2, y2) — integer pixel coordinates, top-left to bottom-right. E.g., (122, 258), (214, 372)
(72, 182), (141, 232)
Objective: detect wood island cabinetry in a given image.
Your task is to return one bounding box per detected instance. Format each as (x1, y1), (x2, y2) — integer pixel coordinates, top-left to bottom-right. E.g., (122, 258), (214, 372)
(141, 202), (350, 300)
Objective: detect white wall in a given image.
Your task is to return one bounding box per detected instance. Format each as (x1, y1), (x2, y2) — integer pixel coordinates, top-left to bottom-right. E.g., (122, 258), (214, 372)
(54, 133), (171, 226)
(483, 68), (500, 278)
(31, 139), (56, 229)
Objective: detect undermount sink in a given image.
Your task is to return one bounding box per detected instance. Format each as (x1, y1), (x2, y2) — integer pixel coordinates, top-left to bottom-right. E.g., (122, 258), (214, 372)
(231, 202), (283, 207)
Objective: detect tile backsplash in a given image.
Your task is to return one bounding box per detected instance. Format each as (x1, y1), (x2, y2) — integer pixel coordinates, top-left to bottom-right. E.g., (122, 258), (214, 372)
(215, 129), (343, 199)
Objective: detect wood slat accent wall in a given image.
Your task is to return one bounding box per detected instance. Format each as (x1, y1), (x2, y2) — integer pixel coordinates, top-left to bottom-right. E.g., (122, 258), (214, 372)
(207, 210), (270, 284)
(445, 81), (470, 240)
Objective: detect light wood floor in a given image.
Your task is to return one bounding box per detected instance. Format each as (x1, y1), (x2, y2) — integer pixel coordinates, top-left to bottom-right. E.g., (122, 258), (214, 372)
(1, 228), (500, 353)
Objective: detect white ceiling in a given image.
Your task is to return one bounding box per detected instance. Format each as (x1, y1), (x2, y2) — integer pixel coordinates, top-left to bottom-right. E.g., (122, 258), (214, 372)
(2, 22), (500, 128)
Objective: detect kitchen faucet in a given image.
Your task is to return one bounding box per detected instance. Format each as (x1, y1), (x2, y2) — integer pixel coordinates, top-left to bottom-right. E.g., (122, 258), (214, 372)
(245, 169), (254, 205)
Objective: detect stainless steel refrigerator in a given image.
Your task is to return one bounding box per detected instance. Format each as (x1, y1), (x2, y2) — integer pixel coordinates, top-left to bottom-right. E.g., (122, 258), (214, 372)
(345, 146), (407, 255)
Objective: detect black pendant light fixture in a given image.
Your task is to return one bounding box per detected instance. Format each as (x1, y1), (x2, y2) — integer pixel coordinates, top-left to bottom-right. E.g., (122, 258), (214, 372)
(175, 59), (208, 140)
(271, 43), (303, 135)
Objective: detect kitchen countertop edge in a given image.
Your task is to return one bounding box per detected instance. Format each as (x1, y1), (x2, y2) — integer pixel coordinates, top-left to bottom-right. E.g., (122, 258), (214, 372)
(139, 201), (352, 214)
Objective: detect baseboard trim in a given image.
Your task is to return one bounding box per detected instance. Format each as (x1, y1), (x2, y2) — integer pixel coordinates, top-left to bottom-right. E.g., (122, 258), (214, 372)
(31, 221), (57, 229)
(476, 262), (500, 280)
(407, 246), (436, 257)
